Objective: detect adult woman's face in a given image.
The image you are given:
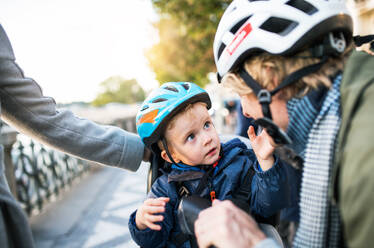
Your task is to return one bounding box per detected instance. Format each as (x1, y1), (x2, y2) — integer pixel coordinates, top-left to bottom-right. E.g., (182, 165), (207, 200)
(240, 94), (262, 119)
(240, 93), (289, 131)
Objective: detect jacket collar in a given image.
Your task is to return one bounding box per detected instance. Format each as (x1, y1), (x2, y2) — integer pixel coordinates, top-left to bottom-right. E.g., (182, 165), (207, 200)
(167, 138), (247, 182)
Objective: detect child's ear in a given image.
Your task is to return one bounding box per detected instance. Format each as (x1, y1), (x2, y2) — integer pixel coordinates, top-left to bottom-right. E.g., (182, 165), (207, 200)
(161, 150), (172, 163)
(161, 150), (179, 164)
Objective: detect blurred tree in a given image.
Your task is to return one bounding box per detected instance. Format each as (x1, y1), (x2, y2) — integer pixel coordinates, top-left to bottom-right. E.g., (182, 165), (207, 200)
(91, 76), (145, 106)
(147, 0), (230, 87)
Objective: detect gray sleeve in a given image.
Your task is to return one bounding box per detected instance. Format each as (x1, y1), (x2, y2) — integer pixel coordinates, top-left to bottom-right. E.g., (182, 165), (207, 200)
(0, 24), (144, 171)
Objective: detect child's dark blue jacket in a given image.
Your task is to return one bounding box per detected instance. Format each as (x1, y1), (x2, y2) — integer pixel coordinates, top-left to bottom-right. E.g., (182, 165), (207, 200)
(128, 138), (289, 248)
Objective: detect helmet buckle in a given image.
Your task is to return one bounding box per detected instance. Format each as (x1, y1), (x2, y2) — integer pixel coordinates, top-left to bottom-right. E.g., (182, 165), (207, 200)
(329, 32), (346, 54)
(257, 89), (272, 104)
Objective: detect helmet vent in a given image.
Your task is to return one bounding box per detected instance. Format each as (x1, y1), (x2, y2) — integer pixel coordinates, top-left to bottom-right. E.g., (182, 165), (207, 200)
(230, 15), (252, 34)
(217, 43), (226, 60)
(152, 98), (168, 103)
(181, 83), (190, 90)
(140, 105), (149, 111)
(229, 6), (237, 13)
(164, 85), (178, 92)
(260, 17), (298, 36)
(286, 0), (317, 15)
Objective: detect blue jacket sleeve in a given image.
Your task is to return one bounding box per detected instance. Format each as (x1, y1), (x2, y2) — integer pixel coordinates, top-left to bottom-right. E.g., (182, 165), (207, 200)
(250, 156), (290, 217)
(128, 175), (177, 248)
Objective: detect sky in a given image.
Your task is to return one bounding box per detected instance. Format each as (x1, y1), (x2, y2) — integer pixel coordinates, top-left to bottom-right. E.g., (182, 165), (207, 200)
(0, 0), (160, 103)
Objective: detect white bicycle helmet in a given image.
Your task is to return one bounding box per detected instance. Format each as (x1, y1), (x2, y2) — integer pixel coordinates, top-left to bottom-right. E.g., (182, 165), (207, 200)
(214, 0), (353, 80)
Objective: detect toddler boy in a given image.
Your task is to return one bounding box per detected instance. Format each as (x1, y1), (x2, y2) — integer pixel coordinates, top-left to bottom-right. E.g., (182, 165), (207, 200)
(128, 82), (289, 248)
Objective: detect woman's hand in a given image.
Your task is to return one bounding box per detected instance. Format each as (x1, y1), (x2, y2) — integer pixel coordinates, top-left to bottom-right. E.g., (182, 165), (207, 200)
(143, 147), (152, 162)
(135, 197), (170, 230)
(248, 126), (276, 171)
(195, 200), (266, 248)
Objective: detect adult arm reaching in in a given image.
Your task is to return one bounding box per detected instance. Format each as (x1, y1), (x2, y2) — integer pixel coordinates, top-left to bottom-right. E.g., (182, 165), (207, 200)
(194, 200), (281, 248)
(0, 24), (146, 171)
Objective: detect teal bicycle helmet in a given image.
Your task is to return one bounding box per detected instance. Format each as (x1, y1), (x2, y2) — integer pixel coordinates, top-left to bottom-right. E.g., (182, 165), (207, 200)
(136, 82), (211, 152)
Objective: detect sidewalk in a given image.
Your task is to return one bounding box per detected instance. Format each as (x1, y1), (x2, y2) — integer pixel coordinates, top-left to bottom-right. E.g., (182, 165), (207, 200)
(30, 162), (150, 248)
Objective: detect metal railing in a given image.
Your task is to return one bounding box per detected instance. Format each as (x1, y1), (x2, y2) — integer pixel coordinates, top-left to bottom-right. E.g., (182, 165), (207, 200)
(1, 110), (137, 216)
(12, 137), (90, 215)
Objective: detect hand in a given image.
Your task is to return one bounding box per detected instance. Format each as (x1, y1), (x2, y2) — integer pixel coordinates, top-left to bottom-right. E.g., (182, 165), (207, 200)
(143, 147), (152, 162)
(135, 197), (170, 230)
(247, 126), (275, 171)
(356, 43), (374, 56)
(195, 200), (266, 248)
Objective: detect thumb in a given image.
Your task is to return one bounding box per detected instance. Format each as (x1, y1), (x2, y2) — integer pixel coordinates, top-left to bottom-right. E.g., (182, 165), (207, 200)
(212, 199), (221, 206)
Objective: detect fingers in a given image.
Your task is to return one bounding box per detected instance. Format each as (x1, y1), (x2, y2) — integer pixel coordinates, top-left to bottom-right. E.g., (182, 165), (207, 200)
(194, 210), (217, 248)
(146, 197), (170, 203)
(142, 147), (152, 162)
(144, 197), (169, 206)
(136, 197), (170, 230)
(212, 199), (221, 206)
(195, 200), (266, 248)
(157, 197), (170, 202)
(142, 204), (165, 214)
(142, 198), (169, 214)
(195, 200), (236, 248)
(143, 213), (164, 230)
(262, 129), (278, 147)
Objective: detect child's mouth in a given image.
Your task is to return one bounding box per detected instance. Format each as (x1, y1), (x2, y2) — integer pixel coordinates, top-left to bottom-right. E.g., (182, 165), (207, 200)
(207, 147), (217, 157)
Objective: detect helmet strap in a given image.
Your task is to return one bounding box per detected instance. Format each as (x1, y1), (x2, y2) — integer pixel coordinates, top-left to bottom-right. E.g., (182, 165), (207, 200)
(271, 56), (328, 95)
(238, 69), (272, 118)
(161, 137), (179, 166)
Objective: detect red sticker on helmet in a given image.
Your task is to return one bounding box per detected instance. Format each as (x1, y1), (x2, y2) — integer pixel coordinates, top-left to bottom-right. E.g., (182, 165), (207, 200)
(226, 22), (252, 55)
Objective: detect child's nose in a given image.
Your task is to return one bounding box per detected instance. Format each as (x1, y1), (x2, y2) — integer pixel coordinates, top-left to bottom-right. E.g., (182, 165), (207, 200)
(203, 133), (213, 145)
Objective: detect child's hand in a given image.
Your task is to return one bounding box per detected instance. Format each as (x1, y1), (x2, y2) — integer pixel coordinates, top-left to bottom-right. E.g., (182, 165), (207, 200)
(247, 126), (275, 171)
(135, 197), (170, 231)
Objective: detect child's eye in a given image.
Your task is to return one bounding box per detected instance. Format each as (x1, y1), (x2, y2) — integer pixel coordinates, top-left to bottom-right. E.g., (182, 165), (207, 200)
(186, 133), (195, 142)
(204, 121), (211, 129)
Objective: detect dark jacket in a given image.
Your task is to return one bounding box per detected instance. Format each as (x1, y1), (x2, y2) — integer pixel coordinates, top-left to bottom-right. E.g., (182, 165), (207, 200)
(129, 138), (290, 248)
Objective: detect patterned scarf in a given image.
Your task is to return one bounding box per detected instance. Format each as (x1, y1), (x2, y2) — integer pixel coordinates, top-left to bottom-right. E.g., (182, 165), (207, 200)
(287, 74), (343, 248)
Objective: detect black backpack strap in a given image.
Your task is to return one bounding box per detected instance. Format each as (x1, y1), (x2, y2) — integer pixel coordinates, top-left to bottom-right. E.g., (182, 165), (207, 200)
(172, 165), (216, 247)
(176, 181), (191, 198)
(194, 166), (215, 196)
(231, 166), (280, 227)
(231, 166), (255, 213)
(236, 166), (256, 201)
(173, 181), (197, 247)
(171, 233), (198, 248)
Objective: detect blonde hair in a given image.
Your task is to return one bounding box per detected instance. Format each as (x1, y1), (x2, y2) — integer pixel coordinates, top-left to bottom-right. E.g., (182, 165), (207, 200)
(222, 50), (349, 100)
(157, 101), (207, 151)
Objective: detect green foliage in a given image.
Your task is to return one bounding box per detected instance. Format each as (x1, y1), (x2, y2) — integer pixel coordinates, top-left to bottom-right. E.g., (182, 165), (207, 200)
(91, 77), (145, 107)
(147, 0), (230, 87)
